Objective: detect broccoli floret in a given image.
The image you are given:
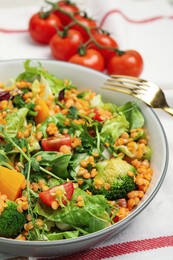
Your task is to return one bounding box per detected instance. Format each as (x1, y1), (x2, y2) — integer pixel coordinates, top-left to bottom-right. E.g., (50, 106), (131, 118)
(0, 200), (26, 238)
(93, 158), (137, 200)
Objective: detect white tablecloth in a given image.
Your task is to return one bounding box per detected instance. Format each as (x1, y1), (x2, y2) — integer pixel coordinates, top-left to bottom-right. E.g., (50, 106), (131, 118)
(0, 1), (173, 259)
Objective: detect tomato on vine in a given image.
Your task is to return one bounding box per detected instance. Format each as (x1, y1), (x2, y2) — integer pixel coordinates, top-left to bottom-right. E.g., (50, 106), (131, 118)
(29, 12), (62, 44)
(90, 31), (119, 65)
(28, 2), (144, 77)
(69, 48), (105, 72)
(50, 28), (84, 61)
(53, 0), (79, 26)
(71, 13), (97, 41)
(107, 50), (144, 77)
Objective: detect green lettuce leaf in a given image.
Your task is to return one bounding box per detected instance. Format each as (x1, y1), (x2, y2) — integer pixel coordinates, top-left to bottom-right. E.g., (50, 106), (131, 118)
(90, 94), (117, 113)
(46, 230), (79, 240)
(101, 114), (129, 141)
(34, 188), (110, 234)
(5, 107), (28, 138)
(118, 102), (145, 129)
(16, 60), (66, 95)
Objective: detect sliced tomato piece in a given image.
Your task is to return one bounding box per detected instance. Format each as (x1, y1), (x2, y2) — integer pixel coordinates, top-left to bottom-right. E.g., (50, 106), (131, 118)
(41, 134), (72, 151)
(92, 108), (104, 122)
(39, 181), (74, 207)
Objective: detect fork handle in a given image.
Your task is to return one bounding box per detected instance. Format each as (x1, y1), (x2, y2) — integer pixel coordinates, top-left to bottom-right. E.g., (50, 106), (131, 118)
(163, 106), (173, 116)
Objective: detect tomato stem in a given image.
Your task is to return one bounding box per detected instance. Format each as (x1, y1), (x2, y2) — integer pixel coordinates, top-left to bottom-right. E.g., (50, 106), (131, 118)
(64, 21), (76, 30)
(46, 0), (123, 54)
(96, 27), (110, 36)
(116, 49), (125, 55)
(39, 8), (51, 19)
(78, 45), (87, 56)
(54, 25), (63, 37)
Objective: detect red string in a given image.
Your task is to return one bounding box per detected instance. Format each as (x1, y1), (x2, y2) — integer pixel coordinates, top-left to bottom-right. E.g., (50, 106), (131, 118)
(0, 9), (173, 34)
(0, 9), (173, 33)
(99, 9), (173, 27)
(0, 28), (28, 33)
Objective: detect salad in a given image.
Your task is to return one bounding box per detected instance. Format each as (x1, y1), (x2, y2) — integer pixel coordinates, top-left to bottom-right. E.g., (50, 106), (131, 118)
(0, 60), (152, 241)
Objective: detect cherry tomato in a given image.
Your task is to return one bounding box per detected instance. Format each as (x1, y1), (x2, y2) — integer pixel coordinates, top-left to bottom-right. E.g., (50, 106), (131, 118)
(71, 14), (97, 41)
(41, 134), (72, 151)
(92, 108), (104, 122)
(53, 0), (79, 26)
(39, 182), (74, 207)
(90, 31), (119, 65)
(69, 48), (105, 72)
(29, 12), (62, 44)
(50, 29), (84, 61)
(107, 50), (144, 77)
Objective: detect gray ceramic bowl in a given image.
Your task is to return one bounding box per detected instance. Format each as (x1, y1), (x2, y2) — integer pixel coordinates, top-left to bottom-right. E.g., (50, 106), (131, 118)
(0, 59), (168, 257)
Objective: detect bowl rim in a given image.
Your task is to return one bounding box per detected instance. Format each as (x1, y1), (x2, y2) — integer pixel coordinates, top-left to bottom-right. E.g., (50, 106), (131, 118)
(0, 59), (169, 246)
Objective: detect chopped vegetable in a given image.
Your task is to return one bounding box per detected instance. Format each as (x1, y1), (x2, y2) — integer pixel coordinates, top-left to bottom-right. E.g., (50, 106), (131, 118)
(41, 134), (72, 152)
(93, 158), (137, 200)
(34, 99), (49, 125)
(0, 166), (25, 201)
(0, 200), (26, 238)
(39, 181), (74, 208)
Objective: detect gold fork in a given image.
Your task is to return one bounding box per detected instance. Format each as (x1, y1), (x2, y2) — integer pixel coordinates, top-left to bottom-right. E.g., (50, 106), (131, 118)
(103, 75), (173, 116)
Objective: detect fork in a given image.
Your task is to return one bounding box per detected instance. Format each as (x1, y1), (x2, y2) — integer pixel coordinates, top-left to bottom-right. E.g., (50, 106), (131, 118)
(103, 75), (173, 116)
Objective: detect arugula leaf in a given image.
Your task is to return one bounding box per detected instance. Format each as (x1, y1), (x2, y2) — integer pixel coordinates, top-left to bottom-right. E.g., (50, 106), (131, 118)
(31, 158), (40, 172)
(0, 150), (13, 168)
(80, 124), (97, 152)
(13, 94), (37, 117)
(67, 106), (79, 119)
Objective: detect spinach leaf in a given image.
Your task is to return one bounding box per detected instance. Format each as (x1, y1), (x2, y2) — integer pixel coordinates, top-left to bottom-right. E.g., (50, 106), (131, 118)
(68, 153), (88, 179)
(33, 151), (72, 179)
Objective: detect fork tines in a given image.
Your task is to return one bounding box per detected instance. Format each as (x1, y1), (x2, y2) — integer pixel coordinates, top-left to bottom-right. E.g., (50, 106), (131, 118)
(103, 75), (151, 96)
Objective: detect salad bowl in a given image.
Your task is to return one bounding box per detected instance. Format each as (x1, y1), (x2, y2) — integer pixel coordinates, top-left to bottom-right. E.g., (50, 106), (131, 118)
(0, 59), (168, 257)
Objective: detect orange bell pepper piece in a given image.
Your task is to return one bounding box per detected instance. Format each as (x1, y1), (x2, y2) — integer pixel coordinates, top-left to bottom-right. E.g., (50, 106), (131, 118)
(0, 166), (25, 201)
(34, 99), (49, 125)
